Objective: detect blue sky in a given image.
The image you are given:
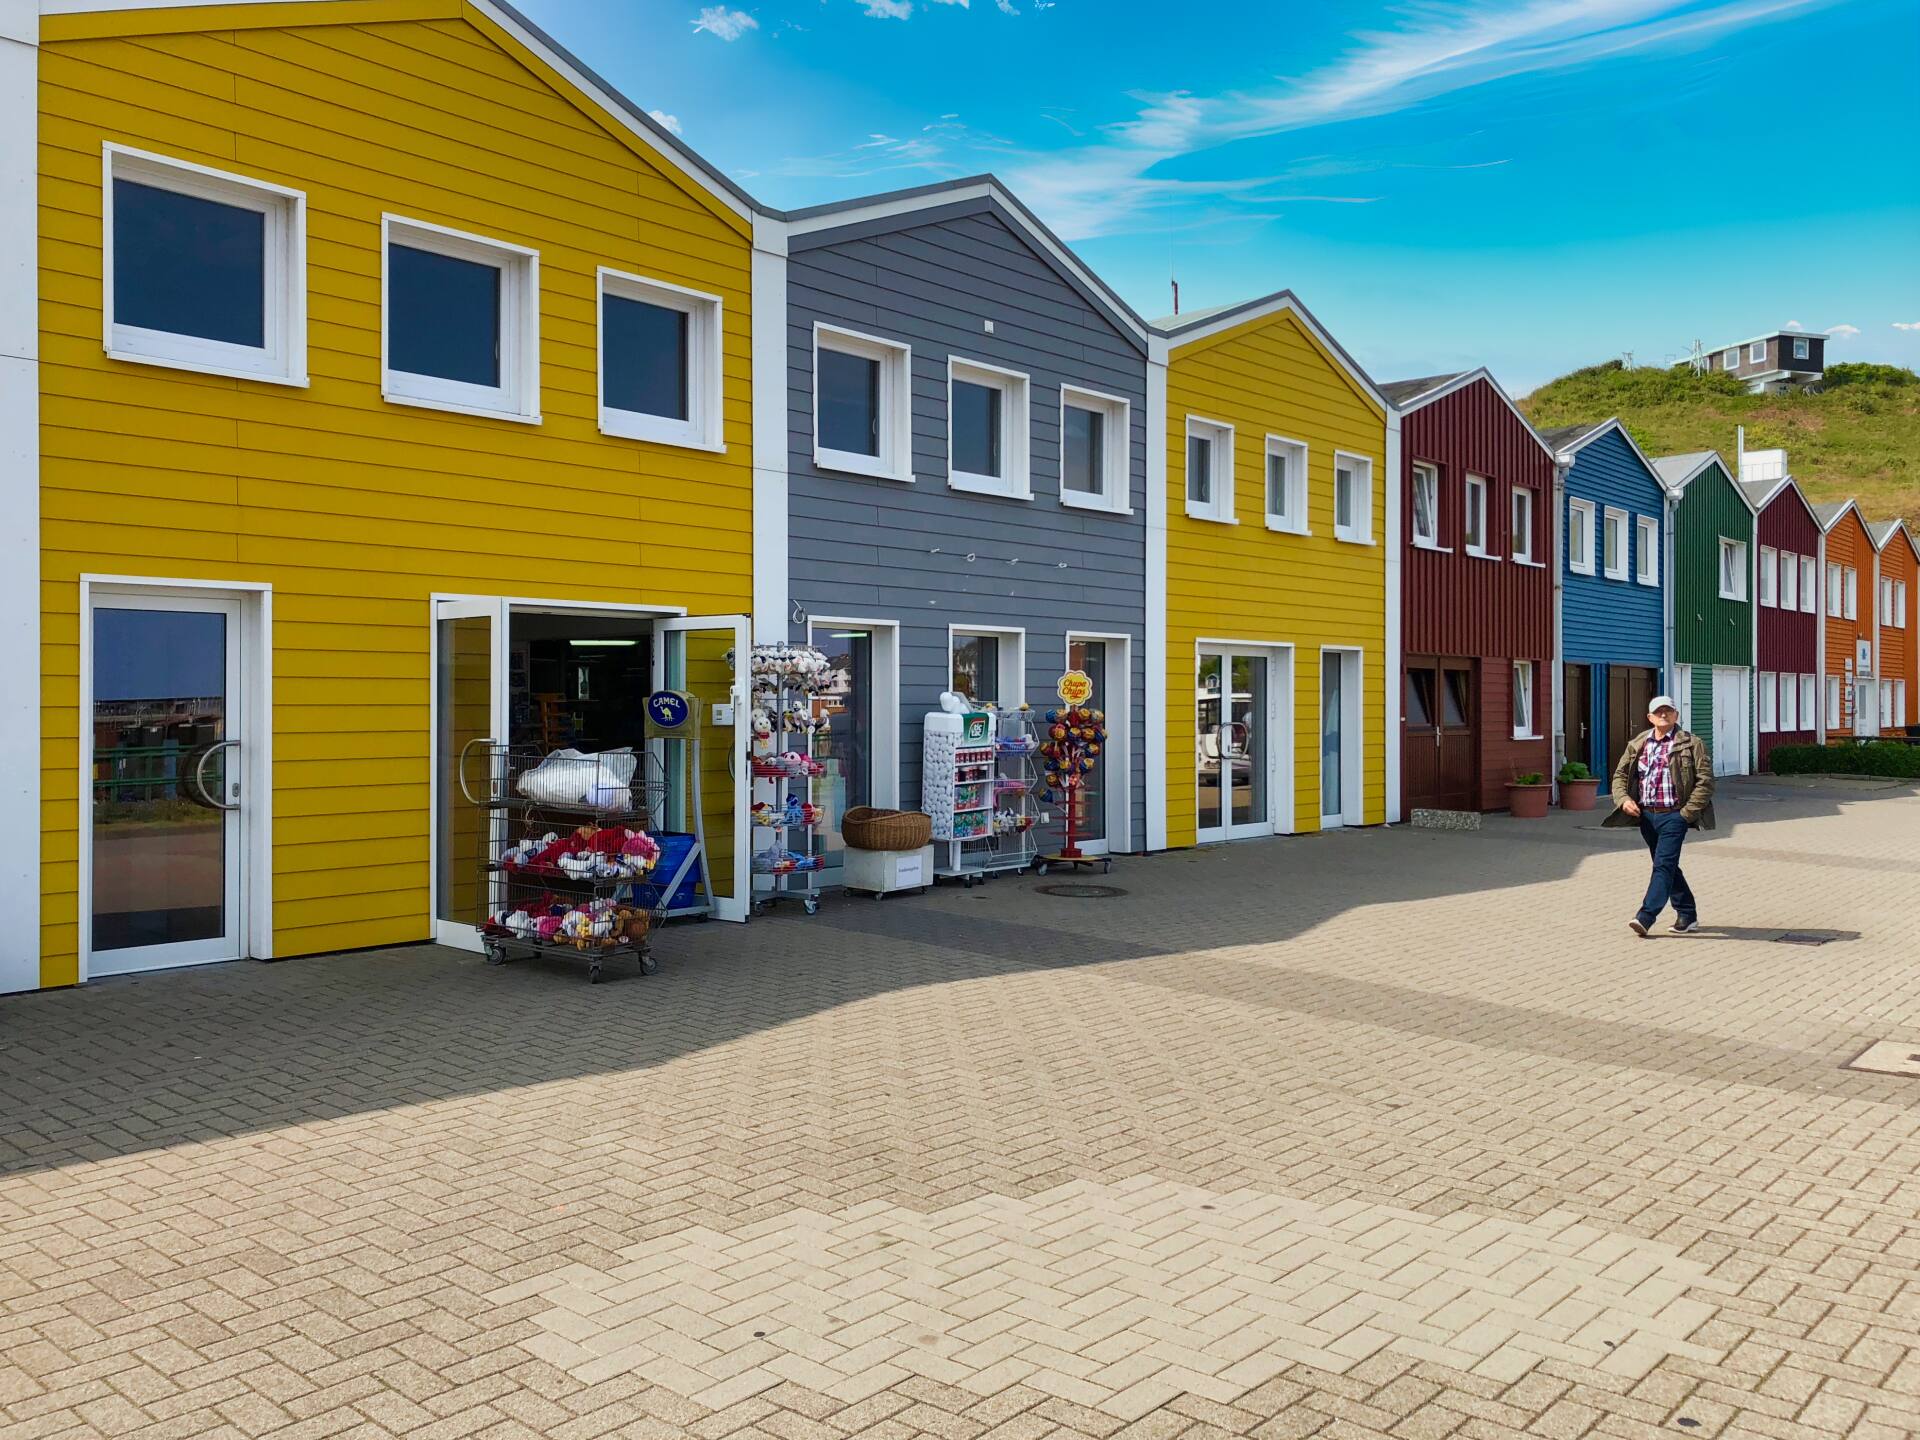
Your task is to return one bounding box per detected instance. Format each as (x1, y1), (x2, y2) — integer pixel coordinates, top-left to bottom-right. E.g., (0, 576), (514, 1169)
(524, 0), (1919, 392)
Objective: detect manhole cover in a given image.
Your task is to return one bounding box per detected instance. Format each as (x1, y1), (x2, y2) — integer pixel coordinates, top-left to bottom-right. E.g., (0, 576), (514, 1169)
(1776, 932), (1836, 946)
(1035, 884), (1126, 899)
(1845, 1041), (1920, 1078)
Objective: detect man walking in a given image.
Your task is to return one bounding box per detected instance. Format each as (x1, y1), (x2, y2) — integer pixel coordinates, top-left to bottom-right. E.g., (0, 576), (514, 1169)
(1604, 695), (1716, 936)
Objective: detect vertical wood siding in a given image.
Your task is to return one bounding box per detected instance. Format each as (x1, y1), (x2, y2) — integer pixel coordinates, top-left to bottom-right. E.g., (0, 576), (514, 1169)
(38, 7), (755, 985)
(1824, 510), (1875, 736)
(1754, 490), (1820, 767)
(1165, 311), (1388, 846)
(1883, 533), (1918, 727)
(1477, 660), (1551, 807)
(783, 200), (1149, 846)
(1672, 463), (1753, 669)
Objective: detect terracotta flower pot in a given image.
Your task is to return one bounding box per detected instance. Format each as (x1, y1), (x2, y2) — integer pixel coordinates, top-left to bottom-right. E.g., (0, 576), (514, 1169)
(1506, 783), (1551, 819)
(1558, 778), (1600, 812)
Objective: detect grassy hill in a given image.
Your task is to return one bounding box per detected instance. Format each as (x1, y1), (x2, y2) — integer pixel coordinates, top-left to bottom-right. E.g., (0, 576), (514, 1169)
(1519, 361), (1920, 528)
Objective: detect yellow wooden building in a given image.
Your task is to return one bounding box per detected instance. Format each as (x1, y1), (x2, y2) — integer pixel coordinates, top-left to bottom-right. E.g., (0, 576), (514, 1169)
(9, 0), (767, 992)
(1153, 293), (1399, 848)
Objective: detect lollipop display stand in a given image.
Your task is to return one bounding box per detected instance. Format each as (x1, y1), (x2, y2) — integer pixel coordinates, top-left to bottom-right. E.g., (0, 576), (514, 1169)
(1034, 687), (1113, 876)
(923, 692), (1038, 887)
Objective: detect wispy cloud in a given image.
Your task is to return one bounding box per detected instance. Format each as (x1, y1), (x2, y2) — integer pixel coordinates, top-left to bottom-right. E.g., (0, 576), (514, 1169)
(692, 6), (757, 41)
(1784, 319), (1804, 330)
(648, 109), (684, 136)
(1893, 322), (1920, 332)
(1826, 323), (1861, 338)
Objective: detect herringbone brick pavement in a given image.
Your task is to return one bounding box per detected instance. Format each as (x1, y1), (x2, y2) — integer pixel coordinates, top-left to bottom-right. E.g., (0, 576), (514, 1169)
(3, 775), (1919, 1440)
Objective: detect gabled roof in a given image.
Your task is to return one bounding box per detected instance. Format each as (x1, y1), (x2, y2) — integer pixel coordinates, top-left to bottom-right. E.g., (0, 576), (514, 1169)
(1153, 289), (1387, 413)
(1651, 451), (1752, 510)
(1379, 368), (1557, 463)
(770, 175), (1149, 346)
(1539, 417), (1669, 491)
(1814, 498), (1868, 535)
(1739, 474), (1821, 526)
(1870, 519), (1919, 561)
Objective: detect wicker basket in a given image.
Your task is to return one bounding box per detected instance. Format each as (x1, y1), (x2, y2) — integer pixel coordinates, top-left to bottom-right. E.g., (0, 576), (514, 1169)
(841, 806), (932, 852)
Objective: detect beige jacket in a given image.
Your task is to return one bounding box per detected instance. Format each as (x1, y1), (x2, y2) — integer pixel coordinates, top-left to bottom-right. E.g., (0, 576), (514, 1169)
(1603, 727), (1716, 830)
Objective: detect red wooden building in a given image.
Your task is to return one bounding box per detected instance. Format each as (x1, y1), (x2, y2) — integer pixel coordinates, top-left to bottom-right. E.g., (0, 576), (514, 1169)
(1385, 371), (1557, 811)
(1739, 474), (1821, 769)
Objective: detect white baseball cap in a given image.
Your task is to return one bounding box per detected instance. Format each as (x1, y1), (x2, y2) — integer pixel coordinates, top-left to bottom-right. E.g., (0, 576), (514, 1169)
(1647, 695), (1679, 715)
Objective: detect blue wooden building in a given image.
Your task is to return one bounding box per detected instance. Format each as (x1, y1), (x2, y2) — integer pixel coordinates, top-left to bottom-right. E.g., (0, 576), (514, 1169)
(1545, 419), (1675, 774)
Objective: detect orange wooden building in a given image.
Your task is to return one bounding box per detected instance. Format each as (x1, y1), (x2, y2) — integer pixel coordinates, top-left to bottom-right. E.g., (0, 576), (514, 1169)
(1871, 520), (1918, 733)
(1816, 501), (1878, 737)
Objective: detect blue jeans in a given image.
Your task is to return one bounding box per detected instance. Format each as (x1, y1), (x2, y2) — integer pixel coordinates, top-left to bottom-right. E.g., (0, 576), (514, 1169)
(1637, 809), (1696, 926)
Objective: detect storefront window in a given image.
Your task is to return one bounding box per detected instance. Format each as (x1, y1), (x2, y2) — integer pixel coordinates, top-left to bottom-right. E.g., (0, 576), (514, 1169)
(1065, 640), (1107, 844)
(1196, 653), (1222, 834)
(951, 633), (1000, 705)
(812, 628), (873, 872)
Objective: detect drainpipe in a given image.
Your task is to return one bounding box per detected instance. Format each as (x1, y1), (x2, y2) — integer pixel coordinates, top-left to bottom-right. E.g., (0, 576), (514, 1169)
(1550, 458), (1569, 798)
(1663, 484), (1677, 703)
(1816, 522), (1828, 745)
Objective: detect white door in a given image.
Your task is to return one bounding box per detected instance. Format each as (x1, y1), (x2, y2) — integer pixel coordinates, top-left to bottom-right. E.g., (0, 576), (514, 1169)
(655, 615), (751, 921)
(88, 593), (246, 975)
(1711, 666), (1749, 776)
(432, 598), (507, 951)
(1856, 680), (1880, 737)
(1196, 646), (1289, 841)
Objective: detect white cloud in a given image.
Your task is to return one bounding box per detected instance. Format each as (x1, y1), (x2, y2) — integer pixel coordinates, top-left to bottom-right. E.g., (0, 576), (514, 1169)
(1893, 322), (1920, 332)
(1784, 319), (1803, 330)
(692, 6), (757, 40)
(648, 110), (684, 136)
(997, 0), (1019, 11)
(860, 0), (912, 15)
(1825, 323), (1861, 338)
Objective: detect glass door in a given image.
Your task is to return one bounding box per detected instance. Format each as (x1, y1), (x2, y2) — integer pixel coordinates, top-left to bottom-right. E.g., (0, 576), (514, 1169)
(1322, 655), (1345, 823)
(656, 615), (751, 921)
(1196, 646), (1272, 842)
(89, 593), (244, 975)
(1065, 638), (1109, 854)
(434, 598), (505, 950)
(810, 623), (875, 877)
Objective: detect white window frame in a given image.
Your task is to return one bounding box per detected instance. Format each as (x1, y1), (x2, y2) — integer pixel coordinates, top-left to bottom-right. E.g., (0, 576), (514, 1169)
(1512, 659), (1537, 739)
(1056, 385), (1131, 515)
(1675, 664), (1693, 732)
(1719, 538), (1749, 601)
(1793, 337), (1811, 360)
(1722, 347), (1739, 370)
(1799, 556), (1817, 613)
(1184, 416), (1236, 524)
(1463, 473), (1490, 557)
(946, 356), (1031, 500)
(1263, 434), (1309, 535)
(1749, 340), (1766, 363)
(382, 215), (540, 423)
(1881, 681), (1894, 730)
(1826, 675), (1841, 730)
(1896, 581), (1910, 627)
(1826, 562), (1842, 615)
(103, 144), (307, 387)
(1636, 515), (1660, 586)
(1569, 498), (1596, 576)
(1897, 679), (1908, 726)
(1757, 672), (1776, 733)
(947, 624), (1026, 709)
(813, 323), (913, 483)
(1602, 506), (1629, 580)
(1410, 461), (1441, 549)
(1778, 671), (1797, 733)
(1511, 485), (1537, 565)
(595, 267), (723, 450)
(1779, 550), (1797, 611)
(1758, 546), (1778, 606)
(1798, 675), (1815, 731)
(1843, 566), (1857, 620)
(1332, 451), (1375, 545)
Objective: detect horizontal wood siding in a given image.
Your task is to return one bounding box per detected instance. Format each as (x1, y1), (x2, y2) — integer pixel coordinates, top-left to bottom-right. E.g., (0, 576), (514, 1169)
(1561, 429), (1665, 670)
(38, 8), (755, 984)
(1673, 462), (1754, 670)
(1824, 510), (1874, 736)
(783, 200), (1149, 847)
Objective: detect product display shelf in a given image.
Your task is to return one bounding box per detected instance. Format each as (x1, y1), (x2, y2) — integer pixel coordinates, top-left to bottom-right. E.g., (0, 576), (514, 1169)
(987, 708), (1044, 873)
(749, 644), (829, 916)
(923, 694), (1038, 887)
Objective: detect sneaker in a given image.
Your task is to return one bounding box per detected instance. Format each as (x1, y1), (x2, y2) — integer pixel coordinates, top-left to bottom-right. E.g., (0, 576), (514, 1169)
(1670, 917), (1700, 934)
(1628, 917), (1650, 937)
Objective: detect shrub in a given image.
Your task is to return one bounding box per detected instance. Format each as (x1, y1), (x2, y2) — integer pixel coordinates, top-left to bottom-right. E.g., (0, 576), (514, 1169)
(1511, 772), (1546, 786)
(1767, 742), (1920, 778)
(1557, 760), (1593, 783)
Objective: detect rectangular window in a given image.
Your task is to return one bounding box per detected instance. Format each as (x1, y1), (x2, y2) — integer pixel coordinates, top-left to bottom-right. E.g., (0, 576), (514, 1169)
(1511, 486), (1535, 564)
(950, 629), (1021, 707)
(1793, 337), (1811, 360)
(1758, 672), (1776, 732)
(1722, 347), (1739, 370)
(1898, 680), (1908, 726)
(105, 145), (305, 385)
(1780, 551), (1797, 611)
(947, 358), (1030, 499)
(815, 325), (911, 482)
(1058, 387), (1129, 513)
(1758, 546), (1778, 606)
(1636, 515), (1659, 586)
(1603, 508), (1628, 580)
(1749, 340), (1766, 363)
(1844, 567), (1858, 620)
(1799, 674), (1815, 730)
(1826, 675), (1841, 729)
(1800, 556), (1817, 613)
(1185, 417), (1234, 522)
(1569, 499), (1596, 575)
(1264, 436), (1308, 533)
(383, 216), (538, 422)
(1675, 665), (1693, 732)
(1898, 581), (1910, 626)
(1512, 660), (1535, 738)
(1720, 539), (1749, 600)
(1333, 452), (1374, 543)
(1411, 462), (1440, 548)
(1881, 682), (1894, 729)
(1827, 562), (1842, 614)
(1463, 474), (1488, 555)
(597, 269), (721, 449)
(1779, 673), (1797, 732)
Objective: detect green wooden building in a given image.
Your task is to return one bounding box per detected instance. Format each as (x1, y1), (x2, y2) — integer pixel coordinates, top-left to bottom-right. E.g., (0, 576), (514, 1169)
(1655, 452), (1758, 775)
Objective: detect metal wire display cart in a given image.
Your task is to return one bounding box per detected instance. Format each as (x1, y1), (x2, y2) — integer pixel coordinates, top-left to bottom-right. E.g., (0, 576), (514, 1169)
(748, 643), (829, 916)
(923, 696), (1040, 887)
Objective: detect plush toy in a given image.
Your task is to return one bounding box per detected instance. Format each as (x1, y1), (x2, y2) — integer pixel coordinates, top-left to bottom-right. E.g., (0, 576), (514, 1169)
(751, 707), (775, 744)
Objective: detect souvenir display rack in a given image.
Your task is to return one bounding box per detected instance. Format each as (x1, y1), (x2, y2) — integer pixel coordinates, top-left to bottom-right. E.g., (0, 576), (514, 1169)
(749, 643), (829, 916)
(923, 694), (1040, 886)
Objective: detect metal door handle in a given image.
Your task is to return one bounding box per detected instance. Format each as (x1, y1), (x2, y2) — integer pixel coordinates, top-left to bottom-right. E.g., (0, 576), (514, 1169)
(192, 740), (241, 812)
(457, 737), (501, 806)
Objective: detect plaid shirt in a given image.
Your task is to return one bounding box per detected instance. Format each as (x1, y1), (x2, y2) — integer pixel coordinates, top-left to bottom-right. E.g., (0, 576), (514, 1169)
(1637, 730), (1679, 809)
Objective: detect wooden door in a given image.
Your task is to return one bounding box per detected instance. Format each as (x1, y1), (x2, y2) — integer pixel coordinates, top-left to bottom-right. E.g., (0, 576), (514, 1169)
(1563, 664), (1592, 772)
(1437, 662), (1476, 808)
(1404, 657), (1475, 810)
(1607, 665), (1658, 771)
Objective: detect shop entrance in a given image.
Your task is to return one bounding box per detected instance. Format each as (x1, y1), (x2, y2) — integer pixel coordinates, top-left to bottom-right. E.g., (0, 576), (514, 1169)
(1403, 655), (1476, 812)
(431, 598), (750, 943)
(1196, 642), (1293, 843)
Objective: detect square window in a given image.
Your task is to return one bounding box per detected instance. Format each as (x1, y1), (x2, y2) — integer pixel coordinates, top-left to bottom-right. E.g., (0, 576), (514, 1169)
(1749, 340), (1766, 363)
(1185, 417), (1234, 523)
(1720, 539), (1748, 600)
(1334, 452), (1374, 543)
(1463, 474), (1488, 555)
(1265, 436), (1308, 533)
(1793, 337), (1810, 360)
(1758, 546), (1778, 606)
(1411, 462), (1440, 548)
(1636, 515), (1659, 586)
(815, 325), (912, 482)
(597, 269), (722, 449)
(950, 629), (1023, 707)
(947, 358), (1031, 499)
(1512, 660), (1535, 738)
(104, 145), (305, 385)
(1511, 486), (1535, 564)
(1058, 386), (1129, 513)
(1722, 347), (1739, 369)
(1569, 499), (1596, 575)
(383, 216), (538, 422)
(1603, 508), (1628, 580)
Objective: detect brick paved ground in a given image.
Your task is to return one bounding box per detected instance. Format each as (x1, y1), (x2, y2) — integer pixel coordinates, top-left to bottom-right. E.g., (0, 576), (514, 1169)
(4, 774), (1920, 1440)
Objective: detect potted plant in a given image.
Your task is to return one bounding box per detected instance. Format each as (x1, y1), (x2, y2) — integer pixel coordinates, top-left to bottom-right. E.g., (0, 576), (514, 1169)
(1557, 760), (1601, 811)
(1506, 771), (1551, 819)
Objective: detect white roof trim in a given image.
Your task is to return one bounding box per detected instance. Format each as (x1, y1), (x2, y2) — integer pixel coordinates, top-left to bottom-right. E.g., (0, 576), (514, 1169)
(1815, 497), (1867, 535)
(1710, 330), (1826, 354)
(1655, 451), (1754, 512)
(1872, 518), (1920, 562)
(1391, 367), (1557, 464)
(1552, 418), (1674, 496)
(1156, 290), (1387, 413)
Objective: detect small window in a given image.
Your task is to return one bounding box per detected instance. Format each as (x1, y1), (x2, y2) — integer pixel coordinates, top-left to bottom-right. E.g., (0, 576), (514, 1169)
(950, 629), (1022, 707)
(815, 325), (911, 482)
(383, 216), (538, 422)
(1411, 462), (1440, 548)
(1883, 682), (1896, 729)
(1722, 347), (1739, 370)
(1799, 675), (1816, 730)
(597, 269), (722, 449)
(1058, 386), (1130, 513)
(1185, 417), (1234, 523)
(1405, 670), (1435, 727)
(105, 145), (306, 385)
(1511, 486), (1535, 564)
(1758, 546), (1778, 606)
(1779, 672), (1798, 731)
(1779, 551), (1798, 610)
(1793, 337), (1810, 360)
(947, 357), (1030, 499)
(1463, 474), (1489, 555)
(1265, 436), (1308, 533)
(1897, 680), (1909, 725)
(1569, 498), (1596, 575)
(1749, 340), (1766, 363)
(1843, 567), (1857, 620)
(1826, 675), (1841, 729)
(1512, 660), (1535, 738)
(1800, 556), (1817, 613)
(1758, 673), (1776, 733)
(1603, 507), (1628, 580)
(1826, 562), (1842, 615)
(1717, 538), (1748, 600)
(1898, 581), (1910, 626)
(1674, 665), (1693, 731)
(1636, 516), (1659, 586)
(1333, 452), (1373, 543)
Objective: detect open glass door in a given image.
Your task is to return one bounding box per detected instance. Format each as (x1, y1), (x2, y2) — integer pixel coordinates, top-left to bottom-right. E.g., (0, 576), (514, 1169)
(655, 615), (750, 921)
(434, 598), (506, 950)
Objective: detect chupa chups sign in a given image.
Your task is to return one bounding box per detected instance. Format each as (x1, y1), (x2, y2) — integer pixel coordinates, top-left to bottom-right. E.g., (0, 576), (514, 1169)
(1056, 669), (1093, 706)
